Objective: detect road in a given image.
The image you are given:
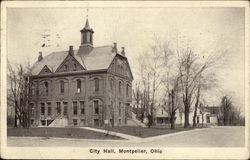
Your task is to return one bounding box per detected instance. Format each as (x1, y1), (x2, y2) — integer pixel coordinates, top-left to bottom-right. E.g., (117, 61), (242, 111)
(7, 126), (245, 147)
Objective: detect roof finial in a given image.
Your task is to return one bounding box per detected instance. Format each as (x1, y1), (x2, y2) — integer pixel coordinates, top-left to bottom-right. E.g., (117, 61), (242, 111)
(86, 8), (89, 19)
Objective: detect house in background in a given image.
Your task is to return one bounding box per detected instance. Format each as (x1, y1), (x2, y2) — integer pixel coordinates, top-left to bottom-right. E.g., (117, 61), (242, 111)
(29, 18), (133, 127)
(153, 105), (221, 126)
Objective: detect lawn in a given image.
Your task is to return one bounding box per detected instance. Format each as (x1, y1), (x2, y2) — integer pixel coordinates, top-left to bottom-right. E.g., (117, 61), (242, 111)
(97, 126), (196, 138)
(7, 127), (124, 140)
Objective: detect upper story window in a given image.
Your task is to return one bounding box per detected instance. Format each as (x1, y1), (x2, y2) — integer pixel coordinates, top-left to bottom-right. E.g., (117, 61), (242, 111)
(119, 81), (122, 95)
(73, 64), (77, 71)
(73, 101), (78, 115)
(118, 102), (122, 116)
(80, 101), (85, 114)
(63, 102), (68, 116)
(30, 103), (35, 116)
(60, 80), (64, 93)
(41, 103), (45, 115)
(77, 79), (81, 93)
(94, 100), (99, 114)
(47, 102), (51, 116)
(94, 78), (99, 92)
(110, 79), (114, 90)
(44, 82), (48, 96)
(126, 84), (129, 97)
(56, 102), (61, 114)
(64, 65), (68, 71)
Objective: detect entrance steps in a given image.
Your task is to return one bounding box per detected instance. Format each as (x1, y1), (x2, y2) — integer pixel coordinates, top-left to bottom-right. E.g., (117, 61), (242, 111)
(126, 112), (146, 127)
(47, 115), (69, 127)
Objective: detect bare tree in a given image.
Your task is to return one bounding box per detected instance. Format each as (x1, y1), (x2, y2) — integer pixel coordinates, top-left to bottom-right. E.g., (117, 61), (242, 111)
(7, 61), (31, 128)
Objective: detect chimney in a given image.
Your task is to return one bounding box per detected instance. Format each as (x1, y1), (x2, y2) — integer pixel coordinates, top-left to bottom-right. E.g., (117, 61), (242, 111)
(121, 47), (125, 56)
(68, 45), (74, 55)
(112, 42), (117, 53)
(38, 52), (43, 62)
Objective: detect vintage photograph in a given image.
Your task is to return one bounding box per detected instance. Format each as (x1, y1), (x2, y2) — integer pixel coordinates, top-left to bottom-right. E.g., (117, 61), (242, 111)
(1, 1), (249, 159)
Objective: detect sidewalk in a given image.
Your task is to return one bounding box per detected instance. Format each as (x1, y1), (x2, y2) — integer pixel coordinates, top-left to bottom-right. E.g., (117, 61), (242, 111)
(80, 127), (142, 141)
(80, 126), (210, 142)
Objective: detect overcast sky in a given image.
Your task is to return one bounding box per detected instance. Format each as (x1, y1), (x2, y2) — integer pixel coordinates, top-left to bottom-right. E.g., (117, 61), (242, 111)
(7, 7), (245, 113)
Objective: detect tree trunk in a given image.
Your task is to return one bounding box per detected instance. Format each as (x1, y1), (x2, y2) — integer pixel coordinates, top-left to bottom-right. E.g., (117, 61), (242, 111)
(193, 85), (200, 127)
(170, 113), (176, 129)
(184, 106), (190, 128)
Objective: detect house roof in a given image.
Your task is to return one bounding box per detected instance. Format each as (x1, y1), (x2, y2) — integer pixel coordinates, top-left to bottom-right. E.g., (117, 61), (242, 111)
(30, 45), (120, 75)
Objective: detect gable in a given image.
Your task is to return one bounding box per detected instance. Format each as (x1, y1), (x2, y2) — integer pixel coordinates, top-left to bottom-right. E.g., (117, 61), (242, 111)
(108, 55), (133, 80)
(55, 54), (85, 72)
(38, 65), (52, 75)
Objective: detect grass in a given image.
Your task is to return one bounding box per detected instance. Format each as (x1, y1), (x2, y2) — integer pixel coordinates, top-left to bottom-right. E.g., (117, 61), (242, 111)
(7, 127), (124, 140)
(97, 126), (196, 138)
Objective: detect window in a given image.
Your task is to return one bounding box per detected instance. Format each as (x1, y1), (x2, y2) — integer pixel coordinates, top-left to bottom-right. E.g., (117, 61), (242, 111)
(118, 102), (121, 116)
(60, 80), (64, 93)
(56, 102), (61, 114)
(30, 119), (34, 125)
(63, 102), (68, 116)
(73, 119), (78, 126)
(41, 120), (46, 126)
(94, 78), (99, 92)
(73, 101), (77, 115)
(73, 64), (77, 71)
(162, 109), (164, 115)
(80, 101), (85, 114)
(30, 103), (34, 116)
(31, 85), (35, 96)
(80, 119), (85, 125)
(119, 81), (122, 95)
(44, 82), (48, 95)
(119, 119), (121, 125)
(110, 79), (113, 90)
(41, 103), (45, 115)
(94, 100), (99, 114)
(94, 119), (99, 126)
(77, 79), (81, 93)
(64, 65), (68, 71)
(126, 84), (129, 97)
(47, 102), (51, 116)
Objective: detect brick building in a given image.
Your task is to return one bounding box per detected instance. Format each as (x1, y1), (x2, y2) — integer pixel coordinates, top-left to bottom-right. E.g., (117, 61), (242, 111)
(29, 19), (133, 127)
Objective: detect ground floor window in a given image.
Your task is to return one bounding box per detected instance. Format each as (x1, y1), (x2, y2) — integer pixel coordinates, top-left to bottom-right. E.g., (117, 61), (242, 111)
(73, 119), (78, 126)
(80, 119), (85, 126)
(94, 119), (99, 126)
(41, 120), (46, 126)
(30, 119), (34, 125)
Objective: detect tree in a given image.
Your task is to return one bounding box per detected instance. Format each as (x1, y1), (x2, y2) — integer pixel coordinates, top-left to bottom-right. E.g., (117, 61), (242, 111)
(7, 61), (31, 128)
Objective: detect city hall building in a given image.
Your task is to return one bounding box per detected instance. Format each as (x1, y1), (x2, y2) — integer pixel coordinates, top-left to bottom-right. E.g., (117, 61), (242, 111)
(29, 19), (133, 127)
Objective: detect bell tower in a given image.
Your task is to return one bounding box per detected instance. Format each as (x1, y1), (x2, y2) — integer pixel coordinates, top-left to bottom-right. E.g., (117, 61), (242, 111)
(78, 16), (94, 56)
(80, 18), (94, 47)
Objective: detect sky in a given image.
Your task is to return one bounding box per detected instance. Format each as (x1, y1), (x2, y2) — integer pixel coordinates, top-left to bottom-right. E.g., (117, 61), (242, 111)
(7, 7), (245, 114)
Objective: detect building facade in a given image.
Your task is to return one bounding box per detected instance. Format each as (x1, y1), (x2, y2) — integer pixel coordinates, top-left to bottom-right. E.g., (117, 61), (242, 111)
(29, 19), (133, 127)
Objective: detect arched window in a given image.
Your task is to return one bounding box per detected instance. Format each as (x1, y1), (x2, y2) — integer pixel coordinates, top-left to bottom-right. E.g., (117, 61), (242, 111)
(77, 79), (81, 93)
(119, 81), (122, 95)
(44, 82), (48, 95)
(94, 78), (99, 92)
(126, 84), (129, 97)
(60, 80), (64, 93)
